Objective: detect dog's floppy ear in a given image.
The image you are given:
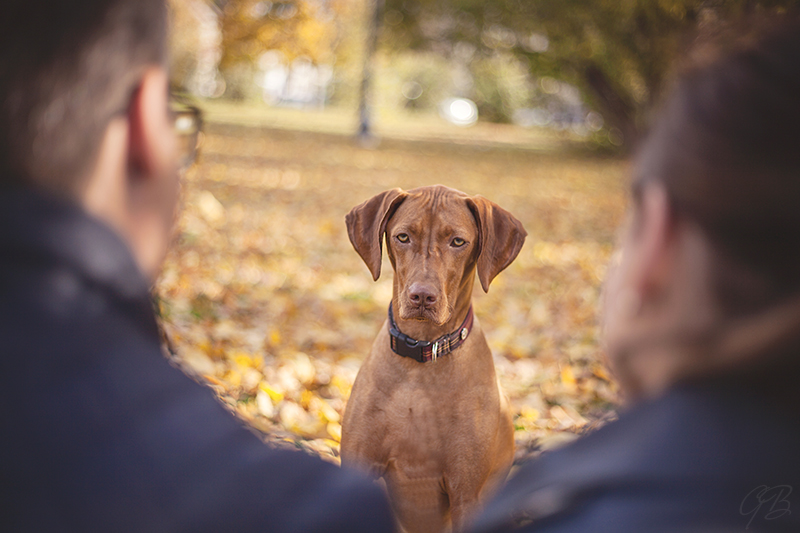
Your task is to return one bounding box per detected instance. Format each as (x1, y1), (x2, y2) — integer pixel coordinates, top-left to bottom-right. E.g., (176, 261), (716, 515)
(467, 196), (527, 292)
(346, 188), (408, 280)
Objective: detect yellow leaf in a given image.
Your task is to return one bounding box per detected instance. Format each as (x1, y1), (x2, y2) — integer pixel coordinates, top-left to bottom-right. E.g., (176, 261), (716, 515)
(233, 352), (254, 368)
(258, 382), (284, 404)
(561, 365), (577, 393)
(242, 368), (263, 392)
(256, 390), (274, 418)
(327, 422), (342, 442)
(269, 328), (281, 346)
(291, 352), (316, 384)
(300, 390), (314, 409)
(592, 364), (612, 382)
(281, 401), (324, 438)
(330, 375), (352, 398)
(323, 439), (340, 451)
(316, 398), (341, 423)
(203, 374), (223, 386)
(182, 348), (216, 375)
(197, 191), (225, 224)
(223, 369), (242, 388)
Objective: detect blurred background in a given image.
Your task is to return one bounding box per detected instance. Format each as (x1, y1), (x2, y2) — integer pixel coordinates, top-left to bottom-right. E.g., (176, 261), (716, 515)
(157, 0), (798, 463)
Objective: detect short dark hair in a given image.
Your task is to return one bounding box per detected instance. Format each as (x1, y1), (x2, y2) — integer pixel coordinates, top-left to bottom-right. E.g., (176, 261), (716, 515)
(634, 14), (800, 316)
(0, 0), (168, 195)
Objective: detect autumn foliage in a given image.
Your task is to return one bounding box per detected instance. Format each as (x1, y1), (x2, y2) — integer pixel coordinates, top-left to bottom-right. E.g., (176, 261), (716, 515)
(157, 119), (627, 462)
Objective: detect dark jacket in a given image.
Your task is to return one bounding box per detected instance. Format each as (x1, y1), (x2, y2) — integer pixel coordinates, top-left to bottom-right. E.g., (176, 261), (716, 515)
(0, 189), (394, 532)
(471, 379), (800, 533)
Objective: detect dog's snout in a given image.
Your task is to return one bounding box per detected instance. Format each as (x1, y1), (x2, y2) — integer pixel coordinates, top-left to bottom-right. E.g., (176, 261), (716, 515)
(408, 283), (438, 308)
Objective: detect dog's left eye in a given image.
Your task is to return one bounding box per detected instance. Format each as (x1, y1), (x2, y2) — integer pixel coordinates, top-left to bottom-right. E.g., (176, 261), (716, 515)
(451, 237), (466, 247)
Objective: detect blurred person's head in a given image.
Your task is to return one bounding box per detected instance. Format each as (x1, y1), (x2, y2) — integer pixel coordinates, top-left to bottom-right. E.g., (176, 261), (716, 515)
(602, 14), (800, 400)
(0, 0), (177, 280)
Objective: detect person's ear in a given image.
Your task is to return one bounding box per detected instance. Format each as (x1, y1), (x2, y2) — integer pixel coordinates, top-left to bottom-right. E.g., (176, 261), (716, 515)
(628, 183), (675, 304)
(345, 188), (408, 280)
(466, 196), (527, 292)
(127, 67), (174, 181)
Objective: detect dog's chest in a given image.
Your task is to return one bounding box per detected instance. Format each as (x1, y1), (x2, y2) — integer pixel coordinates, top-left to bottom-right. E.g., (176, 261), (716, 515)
(380, 361), (497, 462)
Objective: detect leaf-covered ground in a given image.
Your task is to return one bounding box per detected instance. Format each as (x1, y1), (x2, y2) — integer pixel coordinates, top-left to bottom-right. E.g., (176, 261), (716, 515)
(157, 118), (629, 464)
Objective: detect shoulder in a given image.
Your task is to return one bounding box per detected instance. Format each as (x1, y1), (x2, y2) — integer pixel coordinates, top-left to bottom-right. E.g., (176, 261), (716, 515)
(0, 287), (392, 532)
(471, 385), (800, 533)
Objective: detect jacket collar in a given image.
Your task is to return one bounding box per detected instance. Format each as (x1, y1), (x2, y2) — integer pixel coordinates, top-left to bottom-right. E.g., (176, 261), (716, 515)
(0, 187), (151, 302)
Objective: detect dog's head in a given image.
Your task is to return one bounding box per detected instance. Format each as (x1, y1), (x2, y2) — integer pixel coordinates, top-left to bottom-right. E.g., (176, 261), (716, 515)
(346, 185), (526, 326)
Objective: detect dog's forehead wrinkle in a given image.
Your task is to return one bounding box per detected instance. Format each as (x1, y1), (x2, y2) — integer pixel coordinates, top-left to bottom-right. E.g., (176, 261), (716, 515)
(408, 184), (468, 197)
(387, 217), (420, 236)
(435, 208), (477, 239)
(407, 185), (468, 209)
(436, 224), (463, 240)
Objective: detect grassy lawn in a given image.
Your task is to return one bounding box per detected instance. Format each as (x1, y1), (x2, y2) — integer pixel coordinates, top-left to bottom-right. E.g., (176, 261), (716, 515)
(157, 104), (630, 463)
(199, 98), (580, 151)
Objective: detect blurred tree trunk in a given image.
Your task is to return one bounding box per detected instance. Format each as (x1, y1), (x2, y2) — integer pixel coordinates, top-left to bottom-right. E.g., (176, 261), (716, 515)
(357, 0), (385, 144)
(581, 64), (640, 147)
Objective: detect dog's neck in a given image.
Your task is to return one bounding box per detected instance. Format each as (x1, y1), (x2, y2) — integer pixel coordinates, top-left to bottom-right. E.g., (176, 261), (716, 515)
(391, 275), (476, 343)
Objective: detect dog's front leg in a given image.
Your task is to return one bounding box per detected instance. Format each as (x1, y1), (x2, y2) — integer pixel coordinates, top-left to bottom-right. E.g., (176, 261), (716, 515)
(448, 492), (482, 532)
(384, 466), (448, 533)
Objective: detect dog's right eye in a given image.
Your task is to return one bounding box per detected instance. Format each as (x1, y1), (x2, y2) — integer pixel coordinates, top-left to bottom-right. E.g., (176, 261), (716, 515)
(396, 233), (409, 243)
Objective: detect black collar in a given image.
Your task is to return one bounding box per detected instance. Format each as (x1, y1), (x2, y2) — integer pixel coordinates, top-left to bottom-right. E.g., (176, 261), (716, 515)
(388, 303), (474, 363)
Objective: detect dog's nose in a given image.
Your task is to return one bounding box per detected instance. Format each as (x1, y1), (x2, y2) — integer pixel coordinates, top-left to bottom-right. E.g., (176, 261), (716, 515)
(408, 283), (438, 307)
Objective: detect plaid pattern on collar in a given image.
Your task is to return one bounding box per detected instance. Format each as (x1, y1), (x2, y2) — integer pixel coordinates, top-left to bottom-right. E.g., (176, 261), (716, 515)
(388, 303), (474, 363)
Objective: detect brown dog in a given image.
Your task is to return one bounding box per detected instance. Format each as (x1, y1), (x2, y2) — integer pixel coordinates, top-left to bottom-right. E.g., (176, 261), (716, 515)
(341, 185), (526, 532)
